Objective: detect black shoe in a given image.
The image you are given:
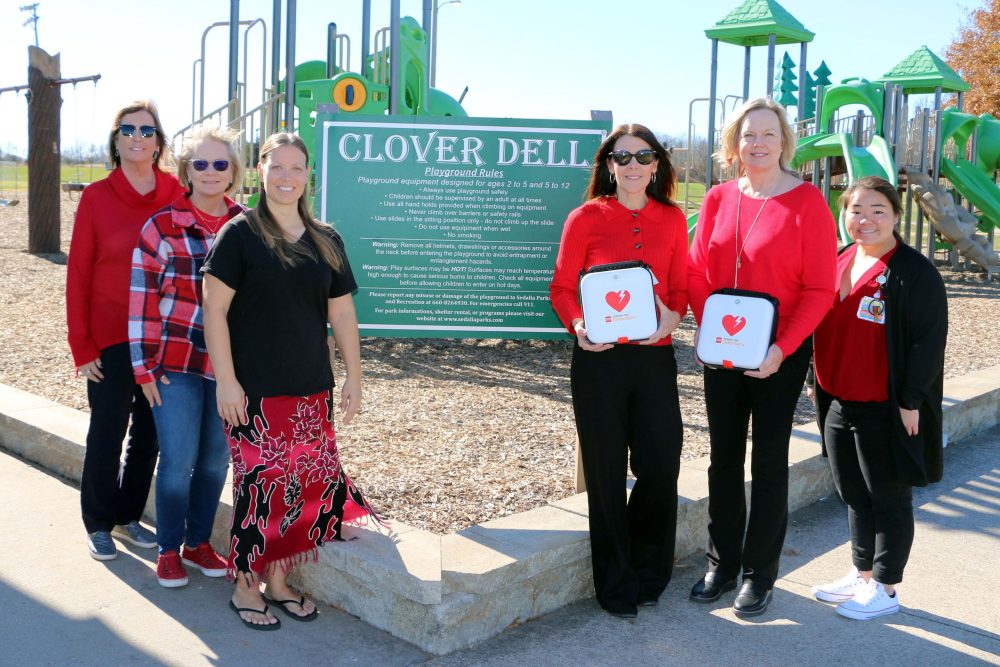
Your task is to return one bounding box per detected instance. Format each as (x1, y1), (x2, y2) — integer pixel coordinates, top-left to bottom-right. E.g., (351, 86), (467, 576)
(600, 601), (638, 619)
(689, 572), (737, 602)
(733, 580), (773, 617)
(637, 594), (659, 607)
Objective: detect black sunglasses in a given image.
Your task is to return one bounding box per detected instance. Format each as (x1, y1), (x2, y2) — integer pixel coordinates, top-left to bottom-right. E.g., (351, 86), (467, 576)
(192, 159), (231, 172)
(610, 149), (657, 166)
(118, 124), (157, 139)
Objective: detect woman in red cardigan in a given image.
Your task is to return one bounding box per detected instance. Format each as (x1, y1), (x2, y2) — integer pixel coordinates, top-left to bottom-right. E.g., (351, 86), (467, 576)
(66, 100), (185, 561)
(687, 98), (837, 616)
(550, 123), (688, 619)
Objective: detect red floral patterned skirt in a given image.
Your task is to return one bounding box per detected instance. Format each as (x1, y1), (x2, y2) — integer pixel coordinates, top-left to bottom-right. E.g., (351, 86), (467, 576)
(223, 389), (381, 579)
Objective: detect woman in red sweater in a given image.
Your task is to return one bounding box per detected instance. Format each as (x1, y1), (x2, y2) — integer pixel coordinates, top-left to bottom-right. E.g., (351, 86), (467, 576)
(550, 124), (688, 619)
(686, 98), (837, 616)
(67, 100), (185, 561)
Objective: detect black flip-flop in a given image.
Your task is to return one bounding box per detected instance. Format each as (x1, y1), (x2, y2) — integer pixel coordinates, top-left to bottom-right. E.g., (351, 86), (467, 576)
(263, 594), (319, 622)
(229, 600), (281, 630)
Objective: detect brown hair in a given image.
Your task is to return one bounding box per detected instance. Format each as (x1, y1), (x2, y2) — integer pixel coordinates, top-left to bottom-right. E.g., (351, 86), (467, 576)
(176, 124), (244, 197)
(585, 123), (677, 206)
(107, 99), (172, 171)
(839, 175), (903, 217)
(249, 132), (343, 271)
(716, 97), (796, 173)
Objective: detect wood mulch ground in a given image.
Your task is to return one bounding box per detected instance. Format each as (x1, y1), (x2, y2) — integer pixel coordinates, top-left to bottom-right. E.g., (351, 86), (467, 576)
(1, 192), (997, 534)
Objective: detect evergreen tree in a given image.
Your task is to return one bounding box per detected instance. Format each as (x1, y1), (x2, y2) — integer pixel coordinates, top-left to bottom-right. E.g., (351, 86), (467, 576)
(777, 52), (799, 110)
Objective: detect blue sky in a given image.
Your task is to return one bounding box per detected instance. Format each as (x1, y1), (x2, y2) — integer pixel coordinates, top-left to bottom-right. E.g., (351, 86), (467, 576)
(0, 0), (978, 156)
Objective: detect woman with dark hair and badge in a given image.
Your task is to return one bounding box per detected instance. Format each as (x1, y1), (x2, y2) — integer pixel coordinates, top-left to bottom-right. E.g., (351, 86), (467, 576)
(809, 176), (948, 621)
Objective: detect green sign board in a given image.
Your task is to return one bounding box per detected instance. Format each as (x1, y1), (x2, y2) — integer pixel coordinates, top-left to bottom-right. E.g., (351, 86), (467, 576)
(314, 115), (608, 339)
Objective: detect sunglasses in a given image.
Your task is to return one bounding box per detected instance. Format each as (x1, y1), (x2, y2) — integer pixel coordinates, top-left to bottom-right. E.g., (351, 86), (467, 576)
(192, 159), (231, 172)
(609, 149), (657, 166)
(118, 124), (157, 139)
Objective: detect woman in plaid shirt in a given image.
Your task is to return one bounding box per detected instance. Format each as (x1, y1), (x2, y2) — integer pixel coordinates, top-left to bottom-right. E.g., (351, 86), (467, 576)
(129, 125), (246, 589)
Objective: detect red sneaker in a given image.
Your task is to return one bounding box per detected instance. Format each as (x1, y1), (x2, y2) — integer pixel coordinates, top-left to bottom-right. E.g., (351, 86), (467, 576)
(181, 542), (228, 577)
(156, 551), (189, 588)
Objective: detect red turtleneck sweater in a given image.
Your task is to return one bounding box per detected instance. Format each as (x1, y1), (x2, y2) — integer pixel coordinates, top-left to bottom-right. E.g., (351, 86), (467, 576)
(66, 167), (185, 365)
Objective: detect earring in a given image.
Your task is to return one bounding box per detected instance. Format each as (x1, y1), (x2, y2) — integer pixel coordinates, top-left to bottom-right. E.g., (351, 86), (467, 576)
(113, 147), (119, 157)
(152, 150), (160, 162)
(652, 172), (658, 183)
(609, 172), (616, 184)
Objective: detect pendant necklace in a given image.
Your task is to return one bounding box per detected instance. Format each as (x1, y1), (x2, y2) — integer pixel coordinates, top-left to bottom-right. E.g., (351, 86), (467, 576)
(734, 185), (771, 288)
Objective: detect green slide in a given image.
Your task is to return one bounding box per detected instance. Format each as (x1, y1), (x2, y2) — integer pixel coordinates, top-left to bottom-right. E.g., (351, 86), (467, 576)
(940, 158), (1000, 231)
(792, 133), (897, 185)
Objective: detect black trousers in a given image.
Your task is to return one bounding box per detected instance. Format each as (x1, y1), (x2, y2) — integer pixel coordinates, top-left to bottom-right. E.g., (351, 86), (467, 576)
(702, 341), (811, 588)
(571, 343), (683, 612)
(80, 343), (159, 533)
(825, 398), (913, 584)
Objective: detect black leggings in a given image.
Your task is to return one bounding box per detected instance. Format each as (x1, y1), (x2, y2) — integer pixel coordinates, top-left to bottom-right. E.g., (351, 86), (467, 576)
(80, 343), (159, 533)
(825, 398), (913, 584)
(702, 342), (811, 588)
(571, 343), (683, 612)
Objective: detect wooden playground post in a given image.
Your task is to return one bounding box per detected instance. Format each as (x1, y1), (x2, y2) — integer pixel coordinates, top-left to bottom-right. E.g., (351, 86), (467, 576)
(27, 46), (61, 254)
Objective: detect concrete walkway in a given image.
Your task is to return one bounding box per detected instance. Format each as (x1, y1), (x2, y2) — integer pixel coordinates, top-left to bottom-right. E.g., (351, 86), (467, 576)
(3, 426), (999, 665)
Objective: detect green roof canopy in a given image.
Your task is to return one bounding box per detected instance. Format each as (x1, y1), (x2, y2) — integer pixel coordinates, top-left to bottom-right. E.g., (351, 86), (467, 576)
(878, 46), (968, 94)
(705, 0), (814, 46)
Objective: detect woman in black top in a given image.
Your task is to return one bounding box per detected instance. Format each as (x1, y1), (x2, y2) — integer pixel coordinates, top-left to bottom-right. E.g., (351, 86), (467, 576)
(203, 133), (379, 630)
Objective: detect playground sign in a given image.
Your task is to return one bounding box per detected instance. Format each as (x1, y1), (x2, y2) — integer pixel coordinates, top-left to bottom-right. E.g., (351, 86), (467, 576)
(315, 115), (609, 338)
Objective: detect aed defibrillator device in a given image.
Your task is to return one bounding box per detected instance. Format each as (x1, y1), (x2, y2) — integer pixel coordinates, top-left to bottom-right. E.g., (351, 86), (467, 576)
(579, 261), (657, 344)
(696, 288), (778, 370)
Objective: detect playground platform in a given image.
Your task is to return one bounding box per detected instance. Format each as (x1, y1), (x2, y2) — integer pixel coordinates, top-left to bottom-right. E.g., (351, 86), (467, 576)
(1, 367), (998, 659)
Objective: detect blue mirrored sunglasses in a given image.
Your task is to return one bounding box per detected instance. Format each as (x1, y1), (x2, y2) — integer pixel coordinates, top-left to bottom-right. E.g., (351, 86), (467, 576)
(118, 124), (157, 138)
(192, 159), (230, 172)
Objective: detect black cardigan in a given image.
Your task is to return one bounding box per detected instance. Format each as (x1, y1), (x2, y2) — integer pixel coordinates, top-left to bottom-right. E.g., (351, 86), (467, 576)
(815, 239), (948, 486)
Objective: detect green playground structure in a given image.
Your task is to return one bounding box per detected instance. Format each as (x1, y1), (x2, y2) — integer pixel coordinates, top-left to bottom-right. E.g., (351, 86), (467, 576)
(690, 0), (999, 275)
(292, 16), (466, 163)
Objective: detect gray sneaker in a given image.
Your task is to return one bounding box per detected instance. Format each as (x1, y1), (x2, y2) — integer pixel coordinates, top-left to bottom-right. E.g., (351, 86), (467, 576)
(87, 531), (118, 561)
(112, 521), (157, 549)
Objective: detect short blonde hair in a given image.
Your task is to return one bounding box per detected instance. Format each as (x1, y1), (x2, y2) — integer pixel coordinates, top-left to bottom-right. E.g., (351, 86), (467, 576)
(176, 124), (243, 197)
(716, 98), (796, 172)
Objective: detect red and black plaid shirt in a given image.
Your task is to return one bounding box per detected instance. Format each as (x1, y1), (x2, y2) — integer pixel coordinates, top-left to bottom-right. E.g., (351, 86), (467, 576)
(128, 194), (245, 384)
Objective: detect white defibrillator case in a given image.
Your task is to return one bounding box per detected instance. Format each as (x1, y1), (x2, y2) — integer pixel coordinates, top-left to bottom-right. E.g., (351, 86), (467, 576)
(696, 289), (779, 370)
(579, 261), (658, 344)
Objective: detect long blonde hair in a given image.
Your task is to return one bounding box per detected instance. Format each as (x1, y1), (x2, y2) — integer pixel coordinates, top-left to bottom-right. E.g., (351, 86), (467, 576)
(248, 132), (343, 271)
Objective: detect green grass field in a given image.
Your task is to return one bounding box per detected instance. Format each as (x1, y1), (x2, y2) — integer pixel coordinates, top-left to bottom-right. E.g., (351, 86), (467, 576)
(0, 163), (110, 191)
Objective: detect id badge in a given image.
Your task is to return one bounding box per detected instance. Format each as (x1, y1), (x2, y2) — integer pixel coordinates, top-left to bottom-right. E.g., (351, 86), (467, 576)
(857, 296), (886, 324)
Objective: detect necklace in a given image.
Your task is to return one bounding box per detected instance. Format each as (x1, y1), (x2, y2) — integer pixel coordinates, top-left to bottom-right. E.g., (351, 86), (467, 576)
(734, 187), (771, 288)
(192, 204), (229, 233)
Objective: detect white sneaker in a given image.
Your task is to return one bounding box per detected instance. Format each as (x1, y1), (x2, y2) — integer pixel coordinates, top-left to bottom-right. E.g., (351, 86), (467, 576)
(811, 566), (868, 602)
(836, 580), (900, 620)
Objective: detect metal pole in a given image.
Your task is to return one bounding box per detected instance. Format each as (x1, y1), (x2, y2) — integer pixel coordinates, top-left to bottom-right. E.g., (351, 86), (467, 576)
(430, 2), (439, 87)
(822, 113), (833, 204)
(893, 84), (904, 163)
(389, 0), (401, 114)
(881, 83), (893, 140)
(228, 0), (240, 122)
(813, 85), (824, 186)
(766, 34), (776, 99)
(916, 107), (930, 255)
(327, 23), (337, 78)
(423, 0), (432, 103)
(361, 0), (372, 79)
(797, 41), (807, 123)
(706, 39), (719, 190)
(743, 46), (751, 102)
(931, 86), (943, 184)
(271, 0), (281, 89)
(284, 0), (296, 130)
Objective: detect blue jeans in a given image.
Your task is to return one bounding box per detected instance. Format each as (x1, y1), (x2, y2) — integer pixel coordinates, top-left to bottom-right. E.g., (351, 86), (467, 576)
(151, 372), (229, 553)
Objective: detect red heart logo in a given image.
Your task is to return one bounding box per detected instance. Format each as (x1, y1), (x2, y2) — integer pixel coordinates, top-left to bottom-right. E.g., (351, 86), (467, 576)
(605, 290), (630, 312)
(722, 314), (746, 335)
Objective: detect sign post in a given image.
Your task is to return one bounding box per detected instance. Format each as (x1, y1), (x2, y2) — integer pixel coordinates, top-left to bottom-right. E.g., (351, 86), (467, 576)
(315, 115), (608, 339)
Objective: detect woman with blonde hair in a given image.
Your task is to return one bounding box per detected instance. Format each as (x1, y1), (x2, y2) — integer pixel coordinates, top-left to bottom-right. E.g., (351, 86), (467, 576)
(129, 124), (246, 588)
(68, 99), (185, 561)
(687, 98), (837, 616)
(202, 132), (380, 630)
